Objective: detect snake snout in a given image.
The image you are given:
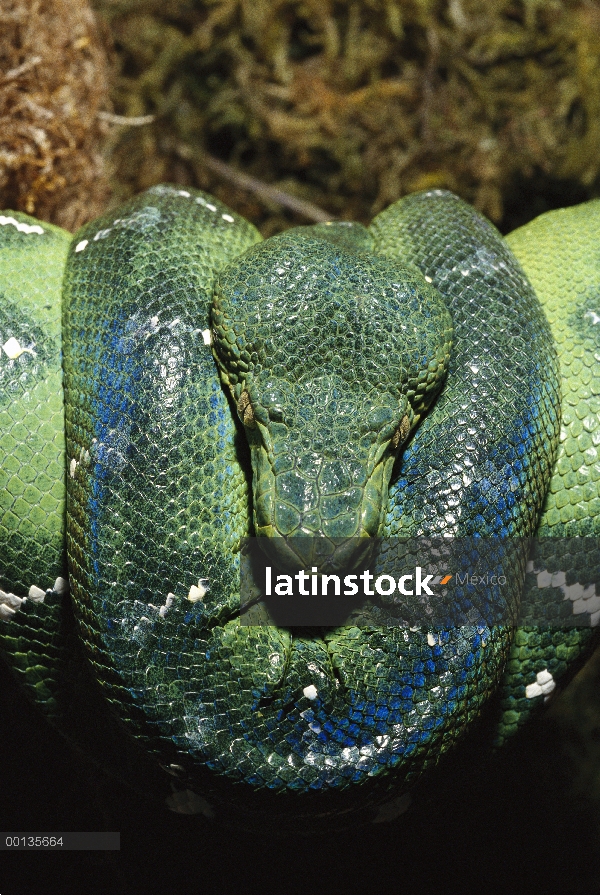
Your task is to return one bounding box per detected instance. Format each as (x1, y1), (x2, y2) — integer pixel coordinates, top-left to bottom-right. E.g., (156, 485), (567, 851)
(251, 444), (397, 576)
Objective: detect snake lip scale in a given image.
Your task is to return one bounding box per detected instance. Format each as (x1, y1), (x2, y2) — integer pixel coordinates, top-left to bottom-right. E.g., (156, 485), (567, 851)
(0, 185), (598, 831)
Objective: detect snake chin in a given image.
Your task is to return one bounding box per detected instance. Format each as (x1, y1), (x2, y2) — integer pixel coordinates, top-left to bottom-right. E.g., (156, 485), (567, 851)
(255, 531), (376, 576)
(249, 440), (400, 574)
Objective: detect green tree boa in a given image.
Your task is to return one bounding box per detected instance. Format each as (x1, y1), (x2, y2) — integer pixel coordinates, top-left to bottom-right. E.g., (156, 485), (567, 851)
(0, 187), (598, 830)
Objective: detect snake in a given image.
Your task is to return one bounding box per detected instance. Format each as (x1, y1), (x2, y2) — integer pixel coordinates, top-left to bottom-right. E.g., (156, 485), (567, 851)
(0, 185), (598, 831)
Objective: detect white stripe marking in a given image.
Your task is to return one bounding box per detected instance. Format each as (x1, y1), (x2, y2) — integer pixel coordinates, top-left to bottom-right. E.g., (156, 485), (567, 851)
(0, 215), (44, 235)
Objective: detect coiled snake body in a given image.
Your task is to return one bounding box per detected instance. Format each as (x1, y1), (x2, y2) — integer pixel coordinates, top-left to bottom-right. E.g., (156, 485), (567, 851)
(0, 187), (598, 830)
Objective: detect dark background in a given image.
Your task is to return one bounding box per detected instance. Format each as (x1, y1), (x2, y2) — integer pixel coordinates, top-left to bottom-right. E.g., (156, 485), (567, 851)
(2, 655), (599, 895)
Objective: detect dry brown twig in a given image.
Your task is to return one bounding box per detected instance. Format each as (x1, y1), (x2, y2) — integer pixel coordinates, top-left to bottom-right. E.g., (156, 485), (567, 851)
(200, 153), (335, 223)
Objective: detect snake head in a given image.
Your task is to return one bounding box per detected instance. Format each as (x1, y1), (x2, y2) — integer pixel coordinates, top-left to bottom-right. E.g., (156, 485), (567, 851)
(211, 229), (452, 574)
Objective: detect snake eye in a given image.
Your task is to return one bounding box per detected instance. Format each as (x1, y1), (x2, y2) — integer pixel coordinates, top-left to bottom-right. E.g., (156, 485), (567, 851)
(391, 414), (411, 449)
(268, 406), (284, 423)
(237, 390), (256, 428)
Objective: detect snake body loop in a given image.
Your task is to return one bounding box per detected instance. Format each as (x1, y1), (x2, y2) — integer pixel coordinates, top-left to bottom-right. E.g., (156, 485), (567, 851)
(0, 187), (598, 829)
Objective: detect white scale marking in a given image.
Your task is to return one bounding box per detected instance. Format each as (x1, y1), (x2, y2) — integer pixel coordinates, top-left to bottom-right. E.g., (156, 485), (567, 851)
(159, 593), (175, 619)
(28, 585), (46, 602)
(303, 684), (318, 700)
(201, 329), (212, 346)
(0, 215), (44, 235)
(2, 337), (35, 360)
(75, 239), (88, 252)
(0, 590), (23, 618)
(188, 579), (209, 602)
(535, 568), (600, 623)
(0, 578), (65, 620)
(525, 668), (556, 699)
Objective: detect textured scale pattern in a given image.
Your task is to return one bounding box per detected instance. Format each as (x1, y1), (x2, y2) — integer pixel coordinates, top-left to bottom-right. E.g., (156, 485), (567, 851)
(0, 214), (72, 725)
(371, 191), (561, 542)
(0, 214), (69, 597)
(494, 202), (600, 742)
(212, 225), (452, 554)
(0, 186), (598, 830)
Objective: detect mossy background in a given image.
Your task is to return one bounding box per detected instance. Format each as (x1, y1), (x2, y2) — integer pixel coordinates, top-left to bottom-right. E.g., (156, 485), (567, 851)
(1, 1), (600, 892)
(97, 0), (600, 235)
(4, 0), (600, 233)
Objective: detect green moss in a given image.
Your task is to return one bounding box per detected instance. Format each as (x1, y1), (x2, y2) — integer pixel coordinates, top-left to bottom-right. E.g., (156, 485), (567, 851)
(94, 0), (600, 234)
